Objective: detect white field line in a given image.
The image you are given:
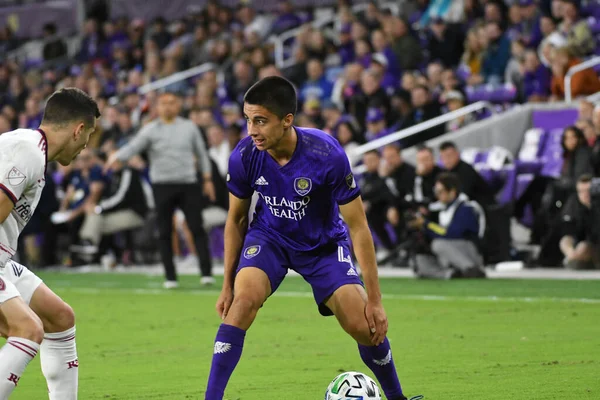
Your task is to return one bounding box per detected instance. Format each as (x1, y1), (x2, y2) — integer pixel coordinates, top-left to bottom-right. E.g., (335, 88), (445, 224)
(54, 284), (600, 304)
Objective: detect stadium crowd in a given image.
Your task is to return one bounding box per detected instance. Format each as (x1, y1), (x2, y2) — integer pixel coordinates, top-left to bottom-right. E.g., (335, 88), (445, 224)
(1, 0), (600, 275)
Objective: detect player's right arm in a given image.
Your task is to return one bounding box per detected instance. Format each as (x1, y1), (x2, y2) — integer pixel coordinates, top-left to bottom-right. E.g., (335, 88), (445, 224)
(218, 141), (254, 319)
(0, 141), (44, 223)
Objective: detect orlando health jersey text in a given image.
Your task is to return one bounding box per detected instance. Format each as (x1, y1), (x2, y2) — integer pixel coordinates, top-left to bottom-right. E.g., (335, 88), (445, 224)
(227, 127), (361, 251)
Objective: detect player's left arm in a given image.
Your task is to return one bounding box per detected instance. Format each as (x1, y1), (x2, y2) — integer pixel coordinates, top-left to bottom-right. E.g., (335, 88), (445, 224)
(339, 196), (387, 345)
(331, 147), (387, 345)
(339, 197), (382, 302)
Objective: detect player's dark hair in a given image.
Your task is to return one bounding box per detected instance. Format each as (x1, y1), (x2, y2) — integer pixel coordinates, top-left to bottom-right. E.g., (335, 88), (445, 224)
(439, 141), (457, 151)
(243, 76), (297, 119)
(42, 88), (100, 129)
(436, 172), (461, 193)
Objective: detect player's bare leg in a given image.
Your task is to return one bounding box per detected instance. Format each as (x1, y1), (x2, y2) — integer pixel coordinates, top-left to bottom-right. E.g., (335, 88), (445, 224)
(205, 267), (271, 400)
(326, 284), (406, 400)
(29, 284), (78, 400)
(0, 296), (43, 398)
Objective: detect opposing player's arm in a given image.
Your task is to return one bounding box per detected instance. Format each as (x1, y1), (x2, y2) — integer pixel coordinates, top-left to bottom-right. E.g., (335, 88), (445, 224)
(223, 193), (252, 289)
(339, 197), (381, 303)
(0, 191), (15, 224)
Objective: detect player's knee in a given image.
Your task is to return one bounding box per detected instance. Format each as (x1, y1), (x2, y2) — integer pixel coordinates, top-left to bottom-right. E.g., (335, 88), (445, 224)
(50, 302), (76, 332)
(343, 318), (371, 345)
(9, 313), (44, 344)
(231, 294), (262, 315)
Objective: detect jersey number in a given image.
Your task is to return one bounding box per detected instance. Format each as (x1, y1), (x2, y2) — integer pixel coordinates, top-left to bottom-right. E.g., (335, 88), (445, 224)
(338, 246), (352, 264)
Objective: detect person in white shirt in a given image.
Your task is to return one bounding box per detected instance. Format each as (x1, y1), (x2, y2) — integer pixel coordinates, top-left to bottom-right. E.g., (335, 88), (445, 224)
(0, 87), (100, 399)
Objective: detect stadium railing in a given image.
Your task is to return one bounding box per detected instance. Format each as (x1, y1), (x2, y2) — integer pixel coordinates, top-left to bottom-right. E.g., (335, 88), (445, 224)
(271, 1), (403, 70)
(349, 101), (497, 174)
(564, 56), (600, 103)
(137, 62), (221, 95)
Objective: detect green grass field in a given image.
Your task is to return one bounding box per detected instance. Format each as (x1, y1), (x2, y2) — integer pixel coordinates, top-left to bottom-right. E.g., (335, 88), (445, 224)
(8, 272), (600, 400)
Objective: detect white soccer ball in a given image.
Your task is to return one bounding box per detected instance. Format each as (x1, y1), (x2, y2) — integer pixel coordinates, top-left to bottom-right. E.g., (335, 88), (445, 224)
(325, 371), (382, 400)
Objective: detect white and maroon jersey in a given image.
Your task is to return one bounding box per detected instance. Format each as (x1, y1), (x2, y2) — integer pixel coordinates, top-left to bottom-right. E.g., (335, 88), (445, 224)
(0, 128), (48, 274)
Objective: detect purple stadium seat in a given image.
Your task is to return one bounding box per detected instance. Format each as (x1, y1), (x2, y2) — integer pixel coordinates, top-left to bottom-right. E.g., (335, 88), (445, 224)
(531, 109), (577, 131)
(466, 84), (517, 103)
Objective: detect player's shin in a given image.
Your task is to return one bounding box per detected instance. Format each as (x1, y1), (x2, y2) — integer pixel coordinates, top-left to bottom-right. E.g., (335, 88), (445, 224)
(41, 326), (78, 400)
(358, 337), (405, 400)
(0, 337), (40, 398)
(205, 324), (246, 400)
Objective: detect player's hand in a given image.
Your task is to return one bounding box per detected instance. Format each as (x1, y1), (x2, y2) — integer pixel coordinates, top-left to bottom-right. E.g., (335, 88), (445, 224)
(216, 288), (234, 320)
(365, 300), (388, 346)
(203, 180), (216, 203)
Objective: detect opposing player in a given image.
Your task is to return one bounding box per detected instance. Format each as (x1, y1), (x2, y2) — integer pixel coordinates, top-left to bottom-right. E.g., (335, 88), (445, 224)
(0, 88), (100, 399)
(205, 77), (415, 399)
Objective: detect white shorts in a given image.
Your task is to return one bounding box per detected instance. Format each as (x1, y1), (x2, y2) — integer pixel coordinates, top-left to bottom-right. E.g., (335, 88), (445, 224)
(0, 260), (44, 305)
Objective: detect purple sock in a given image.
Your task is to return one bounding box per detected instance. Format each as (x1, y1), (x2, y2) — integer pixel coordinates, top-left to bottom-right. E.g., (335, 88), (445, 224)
(205, 324), (246, 400)
(358, 338), (404, 399)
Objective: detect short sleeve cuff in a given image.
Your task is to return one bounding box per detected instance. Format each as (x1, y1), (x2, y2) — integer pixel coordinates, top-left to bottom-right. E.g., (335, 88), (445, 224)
(337, 191), (360, 206)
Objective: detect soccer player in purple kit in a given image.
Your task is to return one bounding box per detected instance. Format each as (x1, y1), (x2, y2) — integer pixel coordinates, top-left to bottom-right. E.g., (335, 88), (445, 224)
(205, 76), (416, 400)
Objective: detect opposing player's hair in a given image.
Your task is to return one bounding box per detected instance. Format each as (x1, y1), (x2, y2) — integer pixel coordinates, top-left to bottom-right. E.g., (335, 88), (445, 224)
(42, 88), (100, 129)
(436, 172), (461, 193)
(243, 76), (297, 119)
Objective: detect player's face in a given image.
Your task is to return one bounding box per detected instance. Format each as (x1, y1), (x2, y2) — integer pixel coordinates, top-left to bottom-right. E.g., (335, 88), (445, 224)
(58, 120), (97, 166)
(243, 104), (293, 151)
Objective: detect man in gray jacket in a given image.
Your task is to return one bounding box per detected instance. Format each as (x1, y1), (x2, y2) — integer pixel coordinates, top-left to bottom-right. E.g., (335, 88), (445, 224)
(106, 91), (216, 288)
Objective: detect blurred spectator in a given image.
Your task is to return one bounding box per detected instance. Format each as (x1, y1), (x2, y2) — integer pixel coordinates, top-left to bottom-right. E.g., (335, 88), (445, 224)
(300, 59), (334, 103)
(481, 20), (511, 85)
(413, 145), (443, 206)
(385, 17), (423, 71)
(360, 153), (395, 252)
(550, 47), (600, 100)
(505, 39), (526, 89)
(150, 17), (172, 51)
(365, 108), (390, 141)
(427, 17), (465, 68)
(335, 121), (361, 165)
(439, 141), (496, 206)
(206, 124), (230, 179)
(461, 24), (486, 79)
(515, 126), (593, 247)
(270, 1), (302, 36)
(0, 27), (20, 57)
(42, 23), (68, 62)
(517, 0), (543, 48)
(412, 172), (486, 279)
(579, 100), (595, 121)
(444, 91), (474, 131)
(77, 19), (103, 63)
(78, 147), (149, 260)
(558, 0), (595, 58)
(560, 174), (600, 269)
(370, 29), (401, 79)
(522, 49), (552, 102)
(401, 85), (443, 146)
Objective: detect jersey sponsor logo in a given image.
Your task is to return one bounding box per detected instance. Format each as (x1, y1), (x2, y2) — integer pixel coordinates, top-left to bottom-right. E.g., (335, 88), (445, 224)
(294, 177), (312, 196)
(214, 341), (232, 354)
(6, 167), (26, 186)
(0, 277), (4, 291)
(11, 262), (23, 278)
(255, 176), (269, 186)
(243, 245), (261, 259)
(345, 173), (356, 189)
(258, 193), (311, 221)
(14, 201), (33, 224)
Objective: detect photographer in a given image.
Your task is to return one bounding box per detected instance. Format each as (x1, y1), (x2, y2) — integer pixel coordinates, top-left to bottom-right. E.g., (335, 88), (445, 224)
(560, 174), (600, 270)
(411, 173), (486, 279)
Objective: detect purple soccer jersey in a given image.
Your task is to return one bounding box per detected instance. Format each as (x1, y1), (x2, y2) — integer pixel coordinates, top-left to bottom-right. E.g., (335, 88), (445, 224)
(227, 126), (361, 251)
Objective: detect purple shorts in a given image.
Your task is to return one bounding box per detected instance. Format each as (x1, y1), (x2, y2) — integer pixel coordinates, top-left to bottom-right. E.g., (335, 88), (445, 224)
(237, 230), (363, 316)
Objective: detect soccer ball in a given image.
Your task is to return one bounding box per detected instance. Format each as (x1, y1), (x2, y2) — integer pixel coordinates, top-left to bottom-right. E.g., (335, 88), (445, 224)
(325, 371), (382, 400)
